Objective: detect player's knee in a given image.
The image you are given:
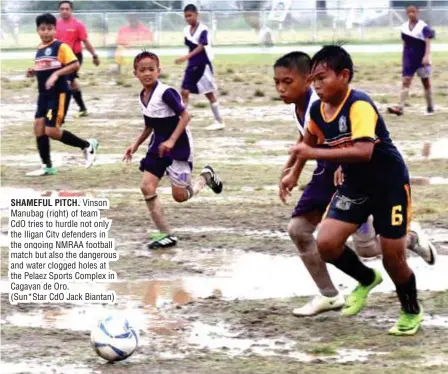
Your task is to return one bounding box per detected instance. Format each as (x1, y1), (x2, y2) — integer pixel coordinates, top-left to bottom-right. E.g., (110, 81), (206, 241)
(45, 127), (59, 140)
(316, 234), (338, 261)
(172, 189), (187, 203)
(288, 218), (314, 249)
(422, 78), (431, 89)
(140, 182), (156, 197)
(71, 81), (79, 90)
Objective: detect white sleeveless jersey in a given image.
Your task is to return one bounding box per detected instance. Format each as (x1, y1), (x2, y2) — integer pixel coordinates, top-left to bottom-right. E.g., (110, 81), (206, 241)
(400, 19), (430, 42)
(291, 88), (320, 136)
(183, 22), (214, 61)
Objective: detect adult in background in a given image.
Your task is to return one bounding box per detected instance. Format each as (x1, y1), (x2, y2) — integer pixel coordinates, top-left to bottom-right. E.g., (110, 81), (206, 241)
(56, 0), (100, 118)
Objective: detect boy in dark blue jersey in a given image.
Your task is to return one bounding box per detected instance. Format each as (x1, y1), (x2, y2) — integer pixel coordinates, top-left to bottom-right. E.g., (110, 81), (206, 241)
(26, 13), (98, 177)
(289, 45), (422, 336)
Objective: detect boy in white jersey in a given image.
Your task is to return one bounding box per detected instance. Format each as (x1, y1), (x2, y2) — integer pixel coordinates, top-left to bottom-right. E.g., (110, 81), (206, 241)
(275, 52), (436, 316)
(175, 4), (225, 131)
(388, 4), (435, 116)
(124, 51), (223, 249)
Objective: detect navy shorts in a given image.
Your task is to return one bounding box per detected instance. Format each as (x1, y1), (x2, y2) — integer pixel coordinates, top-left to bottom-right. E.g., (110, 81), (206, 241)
(181, 63), (217, 94)
(402, 63), (431, 78)
(68, 52), (83, 82)
(292, 162), (338, 217)
(325, 182), (412, 239)
(140, 151), (193, 187)
(35, 92), (71, 127)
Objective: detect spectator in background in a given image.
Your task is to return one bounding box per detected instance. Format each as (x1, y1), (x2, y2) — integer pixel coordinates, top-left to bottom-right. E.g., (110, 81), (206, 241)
(56, 0), (100, 118)
(115, 14), (154, 74)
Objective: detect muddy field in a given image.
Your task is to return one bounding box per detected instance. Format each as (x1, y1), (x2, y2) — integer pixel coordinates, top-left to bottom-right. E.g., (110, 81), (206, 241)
(1, 51), (448, 373)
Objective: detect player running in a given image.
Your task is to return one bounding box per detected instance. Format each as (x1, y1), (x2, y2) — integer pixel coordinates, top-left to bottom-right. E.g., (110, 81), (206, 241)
(175, 4), (225, 131)
(26, 13), (98, 177)
(388, 4), (435, 116)
(57, 0), (100, 118)
(276, 51), (436, 317)
(289, 45), (424, 335)
(123, 51), (223, 250)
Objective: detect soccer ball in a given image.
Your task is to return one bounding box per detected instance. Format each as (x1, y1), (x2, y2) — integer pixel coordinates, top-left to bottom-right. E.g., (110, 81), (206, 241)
(90, 315), (139, 362)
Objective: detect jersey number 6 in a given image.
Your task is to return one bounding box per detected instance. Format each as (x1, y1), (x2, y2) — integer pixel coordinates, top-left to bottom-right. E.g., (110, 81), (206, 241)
(391, 205), (403, 226)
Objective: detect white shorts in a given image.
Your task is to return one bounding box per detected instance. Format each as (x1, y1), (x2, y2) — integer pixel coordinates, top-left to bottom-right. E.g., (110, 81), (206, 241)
(166, 160), (192, 188)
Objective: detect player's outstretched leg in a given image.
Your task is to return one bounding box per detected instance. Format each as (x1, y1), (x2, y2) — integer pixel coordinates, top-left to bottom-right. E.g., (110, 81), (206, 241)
(200, 165), (223, 193)
(317, 219), (383, 317)
(380, 236), (423, 336)
(352, 216), (437, 265)
(288, 215), (345, 316)
(407, 222), (437, 265)
(45, 127), (98, 168)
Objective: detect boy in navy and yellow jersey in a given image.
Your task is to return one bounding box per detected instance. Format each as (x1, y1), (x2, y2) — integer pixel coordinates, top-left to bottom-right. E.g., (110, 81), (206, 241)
(288, 45), (422, 336)
(26, 13), (98, 177)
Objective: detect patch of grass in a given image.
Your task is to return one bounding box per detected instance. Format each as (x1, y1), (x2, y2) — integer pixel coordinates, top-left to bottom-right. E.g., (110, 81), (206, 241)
(193, 102), (209, 109)
(378, 96), (390, 104)
(88, 79), (98, 87)
(233, 75), (245, 83)
(254, 89), (265, 97)
(159, 72), (169, 79)
(271, 96), (281, 101)
(307, 345), (338, 356)
(255, 80), (263, 85)
(123, 83), (133, 88)
(219, 89), (229, 96)
(226, 67), (235, 74)
(116, 77), (125, 86)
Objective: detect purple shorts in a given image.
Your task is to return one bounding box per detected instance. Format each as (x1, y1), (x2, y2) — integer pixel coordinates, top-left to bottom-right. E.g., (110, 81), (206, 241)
(181, 63), (217, 94)
(292, 162), (338, 218)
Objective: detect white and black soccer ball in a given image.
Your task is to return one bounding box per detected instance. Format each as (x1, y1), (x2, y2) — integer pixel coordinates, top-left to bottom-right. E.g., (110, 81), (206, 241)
(90, 315), (139, 362)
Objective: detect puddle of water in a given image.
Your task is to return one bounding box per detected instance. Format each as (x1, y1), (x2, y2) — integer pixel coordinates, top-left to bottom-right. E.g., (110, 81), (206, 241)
(1, 153), (122, 168)
(0, 362), (97, 374)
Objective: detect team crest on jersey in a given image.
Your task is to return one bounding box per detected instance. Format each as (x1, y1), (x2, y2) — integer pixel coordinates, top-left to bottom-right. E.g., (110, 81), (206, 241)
(44, 48), (52, 56)
(338, 116), (347, 132)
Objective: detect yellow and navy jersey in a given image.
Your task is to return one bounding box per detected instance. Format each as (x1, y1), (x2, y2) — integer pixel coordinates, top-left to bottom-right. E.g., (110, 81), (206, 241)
(308, 89), (409, 190)
(35, 39), (77, 94)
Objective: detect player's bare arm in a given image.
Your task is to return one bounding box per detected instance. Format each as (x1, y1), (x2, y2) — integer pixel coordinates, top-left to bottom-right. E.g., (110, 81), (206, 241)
(83, 39), (100, 66)
(159, 110), (191, 157)
(291, 140), (373, 163)
(45, 60), (80, 90)
(175, 44), (204, 64)
(423, 37), (431, 66)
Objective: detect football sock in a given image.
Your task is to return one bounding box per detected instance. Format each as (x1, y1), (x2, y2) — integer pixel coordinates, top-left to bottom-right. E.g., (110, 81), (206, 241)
(60, 130), (90, 149)
(399, 88), (409, 108)
(329, 245), (376, 286)
(424, 88), (434, 109)
(396, 273), (420, 314)
(186, 175), (207, 199)
(210, 102), (223, 123)
(37, 135), (52, 168)
(72, 89), (87, 112)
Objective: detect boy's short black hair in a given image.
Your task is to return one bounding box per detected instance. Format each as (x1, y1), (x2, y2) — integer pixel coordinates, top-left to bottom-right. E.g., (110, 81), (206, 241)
(59, 1), (73, 9)
(36, 13), (57, 27)
(184, 4), (198, 13)
(311, 45), (354, 82)
(274, 51), (311, 74)
(134, 50), (160, 69)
